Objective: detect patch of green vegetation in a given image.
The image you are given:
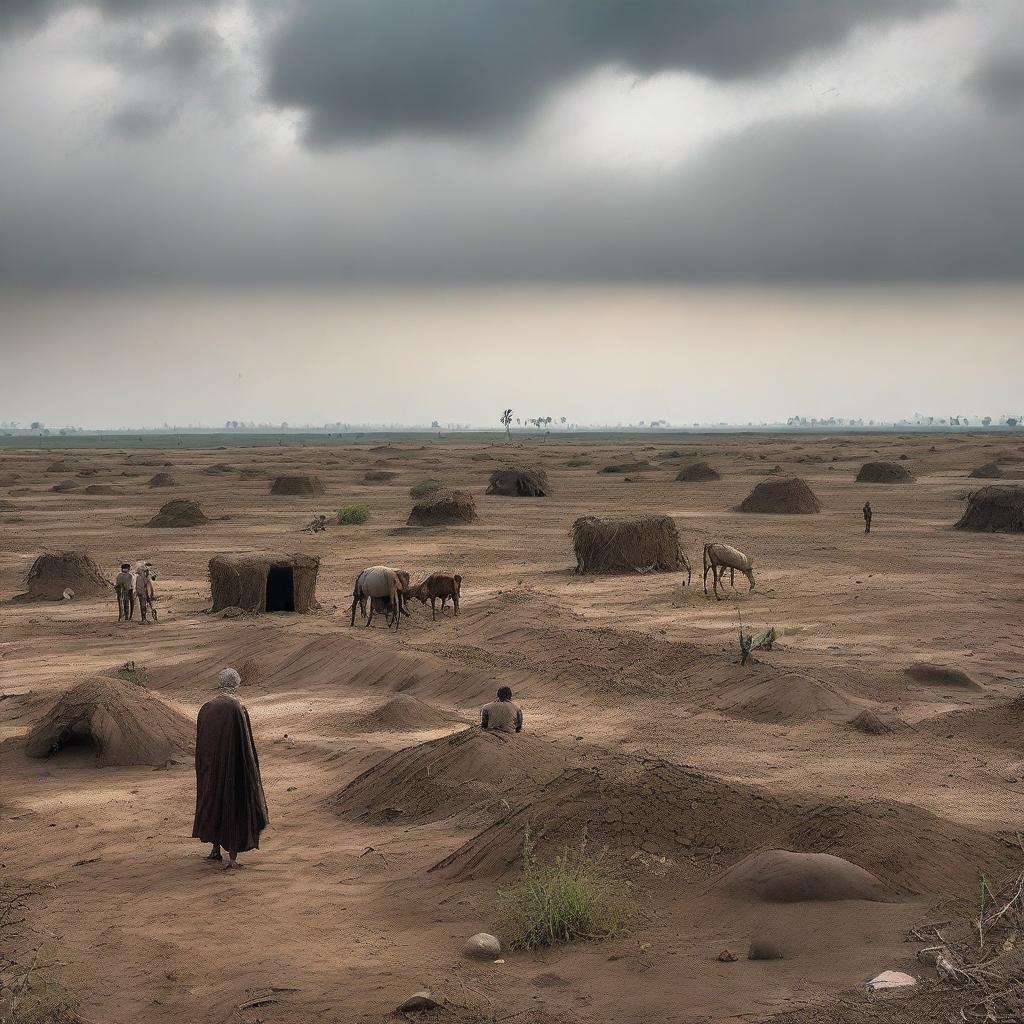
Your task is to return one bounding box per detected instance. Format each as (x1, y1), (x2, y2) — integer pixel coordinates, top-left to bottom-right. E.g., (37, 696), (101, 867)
(336, 504), (371, 525)
(497, 831), (633, 951)
(116, 662), (148, 685)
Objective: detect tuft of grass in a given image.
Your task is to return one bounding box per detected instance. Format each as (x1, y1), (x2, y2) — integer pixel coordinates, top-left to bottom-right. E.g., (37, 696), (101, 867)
(336, 504), (370, 525)
(496, 831), (633, 951)
(116, 661), (148, 685)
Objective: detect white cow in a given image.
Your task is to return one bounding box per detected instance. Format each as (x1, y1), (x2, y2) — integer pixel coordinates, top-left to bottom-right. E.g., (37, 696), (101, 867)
(702, 543), (755, 600)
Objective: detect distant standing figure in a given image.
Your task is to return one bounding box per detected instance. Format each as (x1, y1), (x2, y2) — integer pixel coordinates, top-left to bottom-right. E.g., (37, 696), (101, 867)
(863, 501), (873, 534)
(481, 686), (523, 734)
(192, 668), (269, 870)
(135, 561), (157, 623)
(114, 562), (135, 621)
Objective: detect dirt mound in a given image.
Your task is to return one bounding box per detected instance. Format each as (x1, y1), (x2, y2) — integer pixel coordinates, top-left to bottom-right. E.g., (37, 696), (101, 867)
(204, 462), (233, 475)
(46, 460), (74, 473)
(25, 676), (193, 767)
(83, 484), (123, 495)
(331, 727), (571, 824)
(970, 461), (1004, 479)
(239, 468), (266, 480)
(51, 480), (79, 493)
(486, 466), (549, 497)
(571, 515), (687, 574)
(363, 470), (398, 482)
(598, 461), (654, 474)
(676, 462), (721, 482)
(270, 474), (326, 496)
(16, 551), (109, 601)
(434, 757), (783, 881)
(905, 662), (982, 690)
(920, 696), (1024, 747)
(713, 672), (859, 723)
(856, 462), (915, 483)
(147, 472), (177, 487)
(739, 477), (821, 513)
(407, 489), (478, 526)
(847, 709), (906, 735)
(714, 850), (888, 902)
(147, 498), (209, 528)
(956, 485), (1024, 532)
(349, 695), (469, 733)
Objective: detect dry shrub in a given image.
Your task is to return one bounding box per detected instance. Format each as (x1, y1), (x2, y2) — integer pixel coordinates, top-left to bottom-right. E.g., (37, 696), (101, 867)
(147, 499), (209, 528)
(856, 461), (915, 483)
(337, 504), (370, 524)
(571, 515), (686, 574)
(486, 466), (549, 497)
(408, 489), (477, 526)
(409, 478), (443, 499)
(956, 486), (1024, 532)
(497, 831), (633, 950)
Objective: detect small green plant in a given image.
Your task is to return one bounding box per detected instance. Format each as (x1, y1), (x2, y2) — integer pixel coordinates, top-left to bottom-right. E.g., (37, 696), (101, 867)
(116, 661), (148, 685)
(336, 504), (370, 525)
(496, 830), (633, 950)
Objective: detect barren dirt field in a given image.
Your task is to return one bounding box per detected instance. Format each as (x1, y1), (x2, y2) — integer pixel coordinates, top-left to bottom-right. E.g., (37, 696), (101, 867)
(3, 434), (1024, 1024)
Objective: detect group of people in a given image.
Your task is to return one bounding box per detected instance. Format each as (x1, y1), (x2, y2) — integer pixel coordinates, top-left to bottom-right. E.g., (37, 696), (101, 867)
(114, 561), (158, 623)
(193, 675), (523, 869)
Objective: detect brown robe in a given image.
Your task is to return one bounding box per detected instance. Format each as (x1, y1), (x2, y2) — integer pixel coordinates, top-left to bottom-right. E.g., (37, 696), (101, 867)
(192, 694), (269, 853)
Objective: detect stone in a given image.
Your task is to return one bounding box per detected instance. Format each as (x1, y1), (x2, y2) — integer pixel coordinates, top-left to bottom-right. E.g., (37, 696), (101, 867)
(866, 970), (916, 992)
(396, 990), (441, 1013)
(463, 932), (502, 959)
(717, 949), (739, 962)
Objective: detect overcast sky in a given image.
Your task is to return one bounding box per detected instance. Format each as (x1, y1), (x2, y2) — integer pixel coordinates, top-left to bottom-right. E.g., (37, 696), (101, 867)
(1, 0), (1021, 428)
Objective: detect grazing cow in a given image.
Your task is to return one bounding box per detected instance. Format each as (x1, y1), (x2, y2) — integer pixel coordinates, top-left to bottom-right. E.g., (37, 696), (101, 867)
(350, 566), (409, 630)
(410, 573), (462, 620)
(703, 543), (755, 600)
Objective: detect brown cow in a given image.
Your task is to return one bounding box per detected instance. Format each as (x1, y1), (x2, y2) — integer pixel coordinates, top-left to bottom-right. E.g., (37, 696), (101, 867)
(410, 573), (462, 620)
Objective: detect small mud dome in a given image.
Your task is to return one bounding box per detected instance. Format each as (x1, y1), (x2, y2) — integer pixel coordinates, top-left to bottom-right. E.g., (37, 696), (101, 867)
(714, 850), (888, 902)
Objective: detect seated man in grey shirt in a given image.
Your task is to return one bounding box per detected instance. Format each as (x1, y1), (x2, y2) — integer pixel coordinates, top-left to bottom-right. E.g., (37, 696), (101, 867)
(480, 686), (523, 733)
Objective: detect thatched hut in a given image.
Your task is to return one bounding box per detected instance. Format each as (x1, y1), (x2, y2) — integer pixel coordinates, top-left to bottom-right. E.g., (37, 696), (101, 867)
(969, 462), (1004, 479)
(16, 551), (109, 601)
(955, 485), (1024, 533)
(409, 478), (444, 499)
(147, 472), (177, 487)
(270, 474), (326, 496)
(856, 462), (915, 483)
(571, 515), (686, 574)
(407, 490), (478, 526)
(147, 498), (209, 527)
(486, 466), (549, 497)
(209, 553), (320, 613)
(676, 462), (721, 482)
(739, 478), (821, 514)
(25, 676), (193, 766)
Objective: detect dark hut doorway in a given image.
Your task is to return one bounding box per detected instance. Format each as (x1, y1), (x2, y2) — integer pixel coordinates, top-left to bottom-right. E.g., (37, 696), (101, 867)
(266, 565), (295, 612)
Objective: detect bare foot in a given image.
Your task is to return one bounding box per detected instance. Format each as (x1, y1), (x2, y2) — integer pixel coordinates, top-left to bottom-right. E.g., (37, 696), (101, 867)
(205, 851), (222, 861)
(223, 860), (243, 870)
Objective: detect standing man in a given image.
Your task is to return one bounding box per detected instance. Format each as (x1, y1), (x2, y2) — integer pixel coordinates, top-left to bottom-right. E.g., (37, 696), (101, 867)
(480, 686), (524, 733)
(863, 501), (873, 534)
(135, 561), (153, 623)
(114, 563), (135, 622)
(192, 668), (269, 870)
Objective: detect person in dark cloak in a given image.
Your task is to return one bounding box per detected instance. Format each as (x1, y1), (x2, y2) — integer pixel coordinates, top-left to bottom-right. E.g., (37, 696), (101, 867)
(192, 667), (269, 869)
(863, 501), (873, 534)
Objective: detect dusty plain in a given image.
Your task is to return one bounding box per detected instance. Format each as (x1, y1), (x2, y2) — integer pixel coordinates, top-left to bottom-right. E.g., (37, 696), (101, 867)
(2, 433), (1024, 1024)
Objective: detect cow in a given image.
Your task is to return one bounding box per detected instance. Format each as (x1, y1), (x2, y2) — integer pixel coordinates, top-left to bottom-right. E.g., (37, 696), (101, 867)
(703, 543), (755, 601)
(409, 573), (462, 620)
(350, 566), (410, 630)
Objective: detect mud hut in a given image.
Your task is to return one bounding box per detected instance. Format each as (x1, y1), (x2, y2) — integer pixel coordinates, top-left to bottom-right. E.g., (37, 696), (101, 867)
(739, 478), (821, 514)
(969, 462), (1004, 479)
(148, 472), (177, 487)
(676, 462), (721, 482)
(25, 676), (193, 767)
(407, 489), (478, 526)
(856, 462), (915, 483)
(147, 498), (209, 528)
(955, 485), (1024, 533)
(270, 474), (326, 496)
(16, 551), (109, 601)
(572, 515), (686, 574)
(485, 466), (549, 497)
(209, 553), (320, 613)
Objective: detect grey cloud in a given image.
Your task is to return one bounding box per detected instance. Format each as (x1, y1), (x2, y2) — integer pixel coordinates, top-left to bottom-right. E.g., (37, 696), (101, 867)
(267, 0), (950, 144)
(107, 101), (177, 139)
(971, 46), (1024, 112)
(0, 0), (220, 36)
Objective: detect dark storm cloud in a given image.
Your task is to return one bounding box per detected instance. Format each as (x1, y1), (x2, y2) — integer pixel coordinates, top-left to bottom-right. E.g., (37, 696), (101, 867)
(971, 46), (1024, 112)
(267, 0), (950, 144)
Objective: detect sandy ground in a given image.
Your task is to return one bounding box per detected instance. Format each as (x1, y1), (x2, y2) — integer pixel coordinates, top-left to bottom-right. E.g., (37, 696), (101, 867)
(2, 433), (1024, 1024)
